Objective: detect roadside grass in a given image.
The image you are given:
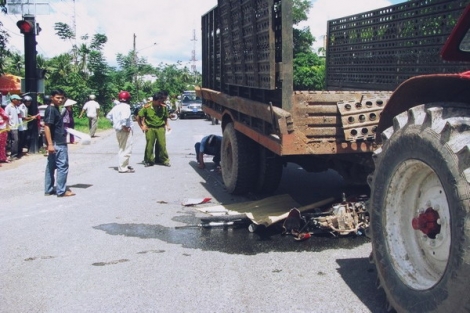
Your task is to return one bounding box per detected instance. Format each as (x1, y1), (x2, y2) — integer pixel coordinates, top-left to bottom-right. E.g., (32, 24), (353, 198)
(74, 117), (112, 133)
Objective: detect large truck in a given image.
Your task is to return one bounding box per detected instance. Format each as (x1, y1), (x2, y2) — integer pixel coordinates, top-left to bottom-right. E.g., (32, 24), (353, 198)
(198, 0), (470, 311)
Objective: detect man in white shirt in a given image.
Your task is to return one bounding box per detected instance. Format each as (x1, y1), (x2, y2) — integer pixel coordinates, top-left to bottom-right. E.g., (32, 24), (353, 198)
(79, 94), (100, 137)
(106, 91), (134, 173)
(5, 94), (22, 159)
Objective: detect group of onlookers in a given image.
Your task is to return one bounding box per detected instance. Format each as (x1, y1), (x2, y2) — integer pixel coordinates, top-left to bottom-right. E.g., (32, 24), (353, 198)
(0, 92), (102, 166)
(0, 94), (39, 166)
(2, 89), (220, 198)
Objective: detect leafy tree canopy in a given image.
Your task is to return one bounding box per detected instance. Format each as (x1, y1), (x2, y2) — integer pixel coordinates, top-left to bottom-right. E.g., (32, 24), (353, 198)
(54, 22), (75, 41)
(292, 0), (311, 25)
(292, 0), (325, 90)
(0, 3), (9, 74)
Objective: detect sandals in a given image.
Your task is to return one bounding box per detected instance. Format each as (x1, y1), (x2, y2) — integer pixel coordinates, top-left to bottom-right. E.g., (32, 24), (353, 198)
(57, 190), (76, 197)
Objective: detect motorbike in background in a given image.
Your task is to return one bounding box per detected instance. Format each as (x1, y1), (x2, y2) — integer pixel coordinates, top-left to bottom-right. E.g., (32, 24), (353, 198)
(169, 108), (179, 121)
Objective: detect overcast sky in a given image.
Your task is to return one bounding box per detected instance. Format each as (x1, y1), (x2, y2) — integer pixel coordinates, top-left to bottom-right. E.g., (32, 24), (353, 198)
(2, 0), (404, 73)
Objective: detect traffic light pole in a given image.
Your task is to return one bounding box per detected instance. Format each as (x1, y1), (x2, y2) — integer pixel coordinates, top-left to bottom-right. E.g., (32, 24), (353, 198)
(19, 15), (39, 153)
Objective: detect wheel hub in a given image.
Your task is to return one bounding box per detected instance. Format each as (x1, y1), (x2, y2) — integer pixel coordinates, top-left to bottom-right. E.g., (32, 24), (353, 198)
(412, 207), (441, 239)
(383, 159), (451, 290)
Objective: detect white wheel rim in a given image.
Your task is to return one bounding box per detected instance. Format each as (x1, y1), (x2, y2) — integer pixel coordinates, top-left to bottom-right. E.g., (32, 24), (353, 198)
(384, 159), (451, 290)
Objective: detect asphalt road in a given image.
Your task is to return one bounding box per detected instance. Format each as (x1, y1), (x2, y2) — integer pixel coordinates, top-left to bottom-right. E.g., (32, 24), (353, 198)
(0, 117), (386, 313)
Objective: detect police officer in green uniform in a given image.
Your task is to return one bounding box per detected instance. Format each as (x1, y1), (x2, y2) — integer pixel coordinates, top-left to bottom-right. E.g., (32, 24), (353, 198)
(136, 91), (171, 167)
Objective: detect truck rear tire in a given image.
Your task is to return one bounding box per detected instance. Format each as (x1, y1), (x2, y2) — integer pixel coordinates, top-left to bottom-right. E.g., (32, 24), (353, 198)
(255, 146), (283, 194)
(368, 104), (470, 312)
(221, 123), (257, 195)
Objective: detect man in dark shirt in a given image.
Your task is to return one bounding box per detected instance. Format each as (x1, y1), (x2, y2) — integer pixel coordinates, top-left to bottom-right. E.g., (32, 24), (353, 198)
(44, 89), (75, 197)
(195, 134), (222, 169)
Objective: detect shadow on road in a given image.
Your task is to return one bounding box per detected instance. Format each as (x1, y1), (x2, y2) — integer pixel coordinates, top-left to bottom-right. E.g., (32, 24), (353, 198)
(189, 159), (371, 209)
(336, 257), (387, 313)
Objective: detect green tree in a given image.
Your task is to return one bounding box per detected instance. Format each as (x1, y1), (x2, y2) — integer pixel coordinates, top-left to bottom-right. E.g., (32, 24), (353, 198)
(0, 3), (9, 75)
(153, 62), (200, 98)
(293, 52), (325, 90)
(54, 22), (75, 41)
(47, 53), (73, 83)
(4, 52), (23, 76)
(53, 23), (116, 110)
(292, 0), (311, 25)
(87, 50), (113, 112)
(294, 26), (315, 55)
(292, 0), (325, 90)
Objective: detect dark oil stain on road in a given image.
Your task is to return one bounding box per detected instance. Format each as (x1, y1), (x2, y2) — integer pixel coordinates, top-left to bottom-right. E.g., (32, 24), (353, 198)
(93, 222), (369, 255)
(92, 259), (130, 266)
(24, 255), (57, 261)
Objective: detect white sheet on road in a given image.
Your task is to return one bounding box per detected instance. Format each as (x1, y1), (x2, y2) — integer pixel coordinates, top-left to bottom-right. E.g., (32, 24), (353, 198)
(66, 128), (91, 145)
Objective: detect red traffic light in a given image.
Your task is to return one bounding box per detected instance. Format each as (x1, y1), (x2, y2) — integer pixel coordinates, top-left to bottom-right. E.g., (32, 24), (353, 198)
(16, 20), (34, 34)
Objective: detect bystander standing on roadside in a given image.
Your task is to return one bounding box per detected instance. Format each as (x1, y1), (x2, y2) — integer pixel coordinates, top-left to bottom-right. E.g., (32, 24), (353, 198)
(44, 89), (75, 197)
(0, 94), (5, 108)
(5, 94), (22, 160)
(17, 97), (27, 157)
(136, 91), (171, 167)
(62, 98), (77, 144)
(79, 94), (100, 137)
(0, 104), (9, 165)
(37, 95), (51, 153)
(19, 95), (38, 155)
(106, 91), (135, 173)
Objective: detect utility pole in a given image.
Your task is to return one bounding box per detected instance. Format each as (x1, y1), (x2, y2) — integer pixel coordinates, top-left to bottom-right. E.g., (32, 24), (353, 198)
(133, 33), (139, 102)
(71, 0), (77, 64)
(190, 29), (197, 73)
(133, 36), (157, 102)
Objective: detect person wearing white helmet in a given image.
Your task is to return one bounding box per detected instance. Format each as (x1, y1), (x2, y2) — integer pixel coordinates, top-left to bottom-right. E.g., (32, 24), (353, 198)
(78, 94), (100, 137)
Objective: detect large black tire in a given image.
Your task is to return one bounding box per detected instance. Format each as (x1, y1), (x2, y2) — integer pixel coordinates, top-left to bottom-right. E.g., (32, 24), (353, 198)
(221, 123), (258, 195)
(255, 146), (283, 194)
(368, 104), (470, 312)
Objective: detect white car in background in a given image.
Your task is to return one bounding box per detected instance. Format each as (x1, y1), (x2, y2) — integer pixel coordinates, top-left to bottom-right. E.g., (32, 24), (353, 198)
(178, 94), (205, 119)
